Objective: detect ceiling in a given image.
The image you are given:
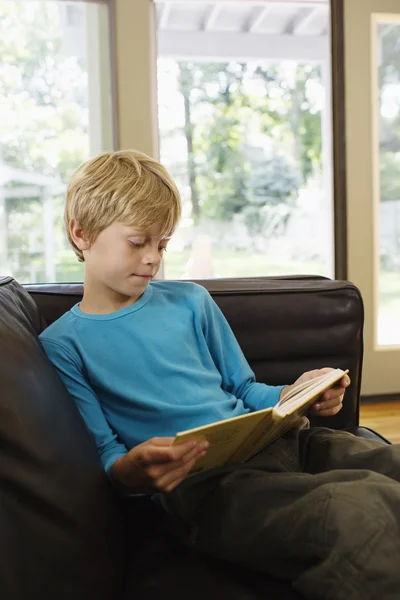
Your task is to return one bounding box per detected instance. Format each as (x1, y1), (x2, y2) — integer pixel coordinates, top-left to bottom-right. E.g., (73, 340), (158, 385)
(154, 1), (329, 36)
(154, 1), (330, 61)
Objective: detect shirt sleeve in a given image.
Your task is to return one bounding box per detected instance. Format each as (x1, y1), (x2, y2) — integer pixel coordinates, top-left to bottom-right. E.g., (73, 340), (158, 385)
(40, 337), (128, 474)
(197, 286), (286, 411)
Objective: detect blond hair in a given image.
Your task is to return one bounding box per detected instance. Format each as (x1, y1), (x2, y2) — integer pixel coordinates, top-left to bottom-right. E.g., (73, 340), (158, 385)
(65, 149), (182, 261)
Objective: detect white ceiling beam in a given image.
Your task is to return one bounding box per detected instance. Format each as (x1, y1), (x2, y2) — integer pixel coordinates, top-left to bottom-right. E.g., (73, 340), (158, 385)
(285, 6), (313, 34)
(202, 5), (221, 31)
(153, 1), (325, 6)
(158, 30), (329, 62)
(158, 3), (172, 29)
(293, 6), (320, 34)
(244, 6), (273, 33)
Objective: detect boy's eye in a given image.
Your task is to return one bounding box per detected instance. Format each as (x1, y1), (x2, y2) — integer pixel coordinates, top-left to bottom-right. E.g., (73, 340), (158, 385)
(129, 241), (168, 252)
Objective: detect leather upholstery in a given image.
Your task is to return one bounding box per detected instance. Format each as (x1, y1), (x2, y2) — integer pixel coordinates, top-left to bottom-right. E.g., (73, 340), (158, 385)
(0, 277), (124, 600)
(0, 275), (387, 600)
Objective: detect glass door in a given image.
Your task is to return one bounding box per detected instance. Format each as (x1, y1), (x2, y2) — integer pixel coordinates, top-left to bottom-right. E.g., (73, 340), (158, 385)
(154, 0), (334, 281)
(345, 0), (400, 395)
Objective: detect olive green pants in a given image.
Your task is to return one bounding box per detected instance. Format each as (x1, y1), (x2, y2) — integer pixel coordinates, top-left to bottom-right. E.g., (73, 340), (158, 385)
(160, 428), (400, 600)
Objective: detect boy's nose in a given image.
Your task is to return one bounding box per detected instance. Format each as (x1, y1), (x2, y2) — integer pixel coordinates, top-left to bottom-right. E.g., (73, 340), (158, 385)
(143, 249), (161, 266)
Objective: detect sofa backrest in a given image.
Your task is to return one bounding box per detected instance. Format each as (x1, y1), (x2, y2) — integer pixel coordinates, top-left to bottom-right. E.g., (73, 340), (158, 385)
(0, 276), (123, 600)
(26, 276), (364, 430)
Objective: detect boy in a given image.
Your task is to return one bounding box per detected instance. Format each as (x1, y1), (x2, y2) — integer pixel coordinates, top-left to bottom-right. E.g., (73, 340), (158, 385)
(40, 150), (400, 599)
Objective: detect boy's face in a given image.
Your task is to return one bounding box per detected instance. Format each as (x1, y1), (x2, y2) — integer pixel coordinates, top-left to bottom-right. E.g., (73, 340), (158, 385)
(75, 221), (170, 302)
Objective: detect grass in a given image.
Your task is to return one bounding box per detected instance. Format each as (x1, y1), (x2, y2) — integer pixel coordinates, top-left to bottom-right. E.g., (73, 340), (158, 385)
(164, 249), (326, 279)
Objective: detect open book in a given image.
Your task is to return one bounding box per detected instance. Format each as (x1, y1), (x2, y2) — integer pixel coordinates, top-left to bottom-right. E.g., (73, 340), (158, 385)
(173, 368), (349, 477)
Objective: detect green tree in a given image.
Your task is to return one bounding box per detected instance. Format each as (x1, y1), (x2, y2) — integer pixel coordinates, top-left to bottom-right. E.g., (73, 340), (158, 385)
(380, 152), (400, 202)
(378, 24), (400, 203)
(0, 0), (88, 281)
(196, 62), (253, 221)
(177, 63), (201, 221)
(255, 63), (322, 183)
(0, 1), (88, 181)
(243, 151), (301, 235)
(168, 59), (323, 228)
(378, 24), (400, 153)
(176, 61), (252, 222)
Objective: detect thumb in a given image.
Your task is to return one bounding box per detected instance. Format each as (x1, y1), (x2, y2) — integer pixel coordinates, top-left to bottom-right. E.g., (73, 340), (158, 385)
(147, 437), (175, 447)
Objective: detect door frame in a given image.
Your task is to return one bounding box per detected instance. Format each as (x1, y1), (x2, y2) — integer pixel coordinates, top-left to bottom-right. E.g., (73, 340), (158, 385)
(330, 0), (348, 280)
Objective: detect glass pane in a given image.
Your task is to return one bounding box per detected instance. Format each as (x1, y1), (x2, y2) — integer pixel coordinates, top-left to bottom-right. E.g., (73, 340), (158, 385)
(377, 20), (400, 346)
(156, 0), (333, 280)
(0, 0), (112, 284)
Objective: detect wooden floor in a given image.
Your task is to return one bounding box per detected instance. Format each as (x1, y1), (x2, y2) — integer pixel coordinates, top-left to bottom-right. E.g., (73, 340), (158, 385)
(359, 401), (400, 444)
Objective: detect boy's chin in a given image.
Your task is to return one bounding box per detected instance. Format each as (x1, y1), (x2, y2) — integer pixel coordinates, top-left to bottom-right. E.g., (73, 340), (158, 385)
(123, 277), (151, 294)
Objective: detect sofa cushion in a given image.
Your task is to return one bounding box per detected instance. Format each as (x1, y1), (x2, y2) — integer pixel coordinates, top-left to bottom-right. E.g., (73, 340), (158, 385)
(122, 496), (304, 600)
(0, 277), (123, 599)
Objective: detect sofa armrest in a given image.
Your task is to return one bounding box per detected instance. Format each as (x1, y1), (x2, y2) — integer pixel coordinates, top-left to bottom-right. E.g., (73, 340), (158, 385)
(347, 426), (391, 444)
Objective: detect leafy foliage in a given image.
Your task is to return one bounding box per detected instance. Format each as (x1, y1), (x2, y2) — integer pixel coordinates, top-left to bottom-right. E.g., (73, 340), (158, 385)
(0, 1), (88, 181)
(0, 0), (88, 281)
(378, 24), (400, 201)
(170, 60), (316, 226)
(381, 152), (400, 202)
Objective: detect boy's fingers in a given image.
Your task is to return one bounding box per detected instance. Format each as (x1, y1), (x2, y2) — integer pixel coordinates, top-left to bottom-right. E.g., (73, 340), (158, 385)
(316, 404), (342, 417)
(323, 382), (348, 401)
(331, 376), (350, 389)
(342, 375), (351, 387)
(143, 439), (205, 464)
(143, 442), (208, 475)
(157, 451), (207, 492)
(168, 440), (209, 462)
(320, 367), (334, 375)
(150, 437), (176, 446)
(313, 397), (343, 414)
(160, 443), (208, 472)
(180, 442), (209, 463)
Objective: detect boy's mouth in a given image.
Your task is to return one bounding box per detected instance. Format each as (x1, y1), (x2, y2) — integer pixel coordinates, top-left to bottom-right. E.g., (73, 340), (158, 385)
(132, 274), (152, 279)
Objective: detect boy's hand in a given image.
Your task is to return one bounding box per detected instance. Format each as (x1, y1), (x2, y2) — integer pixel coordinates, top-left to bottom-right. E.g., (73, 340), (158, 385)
(110, 437), (209, 495)
(284, 368), (351, 417)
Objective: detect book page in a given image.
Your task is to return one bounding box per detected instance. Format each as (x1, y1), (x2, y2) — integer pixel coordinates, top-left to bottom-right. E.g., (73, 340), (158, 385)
(173, 408), (273, 476)
(232, 411), (310, 463)
(276, 369), (348, 416)
(230, 409), (284, 462)
(278, 372), (328, 405)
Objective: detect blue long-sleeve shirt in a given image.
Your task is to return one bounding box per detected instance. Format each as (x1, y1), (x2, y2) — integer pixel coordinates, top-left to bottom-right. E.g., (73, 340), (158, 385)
(40, 281), (284, 473)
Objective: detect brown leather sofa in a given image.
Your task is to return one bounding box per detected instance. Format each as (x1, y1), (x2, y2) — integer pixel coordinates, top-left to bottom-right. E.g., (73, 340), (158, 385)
(0, 275), (388, 600)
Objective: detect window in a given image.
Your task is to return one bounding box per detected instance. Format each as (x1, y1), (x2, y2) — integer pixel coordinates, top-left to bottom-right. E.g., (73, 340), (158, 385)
(375, 18), (400, 346)
(155, 0), (334, 280)
(0, 0), (113, 283)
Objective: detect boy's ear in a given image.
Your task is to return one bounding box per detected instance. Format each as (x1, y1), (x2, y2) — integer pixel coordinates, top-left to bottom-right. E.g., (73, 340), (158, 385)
(69, 219), (91, 252)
